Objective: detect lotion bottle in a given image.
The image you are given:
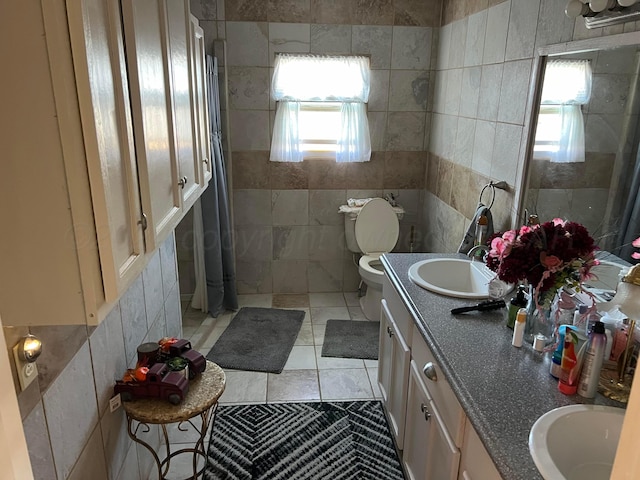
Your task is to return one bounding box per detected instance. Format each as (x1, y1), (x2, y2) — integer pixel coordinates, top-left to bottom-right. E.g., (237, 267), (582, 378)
(512, 308), (527, 347)
(577, 321), (607, 398)
(507, 285), (528, 329)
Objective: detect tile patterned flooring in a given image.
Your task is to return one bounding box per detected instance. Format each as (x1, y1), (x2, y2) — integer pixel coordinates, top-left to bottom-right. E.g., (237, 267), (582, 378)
(181, 292), (382, 405)
(160, 292), (382, 479)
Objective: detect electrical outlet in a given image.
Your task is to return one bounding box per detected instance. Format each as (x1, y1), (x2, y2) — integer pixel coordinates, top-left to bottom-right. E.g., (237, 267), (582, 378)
(12, 344), (38, 391)
(110, 394), (122, 413)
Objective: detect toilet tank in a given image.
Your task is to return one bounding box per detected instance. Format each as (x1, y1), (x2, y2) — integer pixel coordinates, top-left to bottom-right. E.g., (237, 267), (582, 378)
(343, 212), (361, 253)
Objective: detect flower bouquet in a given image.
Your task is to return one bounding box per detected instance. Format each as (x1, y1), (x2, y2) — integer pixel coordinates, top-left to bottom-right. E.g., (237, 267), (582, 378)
(485, 219), (599, 343)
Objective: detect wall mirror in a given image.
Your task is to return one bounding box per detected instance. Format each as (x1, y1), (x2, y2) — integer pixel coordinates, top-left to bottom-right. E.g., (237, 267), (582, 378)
(518, 31), (640, 265)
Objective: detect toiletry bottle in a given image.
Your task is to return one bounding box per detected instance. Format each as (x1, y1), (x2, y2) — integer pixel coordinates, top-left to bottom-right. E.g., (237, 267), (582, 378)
(577, 321), (607, 398)
(506, 285), (528, 329)
(474, 215), (488, 255)
(555, 292), (576, 326)
(512, 308), (527, 348)
(585, 311), (602, 335)
(558, 329), (583, 395)
(572, 304), (588, 328)
(550, 325), (576, 379)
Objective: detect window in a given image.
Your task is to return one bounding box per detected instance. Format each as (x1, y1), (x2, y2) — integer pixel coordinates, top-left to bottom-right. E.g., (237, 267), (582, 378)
(534, 59), (592, 163)
(270, 54), (371, 163)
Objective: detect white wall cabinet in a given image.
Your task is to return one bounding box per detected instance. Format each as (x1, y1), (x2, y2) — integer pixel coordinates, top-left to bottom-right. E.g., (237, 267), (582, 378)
(189, 15), (213, 185)
(0, 0), (210, 326)
(379, 275), (502, 480)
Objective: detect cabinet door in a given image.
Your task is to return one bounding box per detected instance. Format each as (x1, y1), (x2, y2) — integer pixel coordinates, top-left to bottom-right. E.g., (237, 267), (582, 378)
(165, 0), (201, 212)
(379, 299), (410, 449)
(189, 15), (212, 184)
(68, 0), (146, 302)
(404, 360), (460, 480)
(458, 418), (502, 480)
(122, 0), (181, 251)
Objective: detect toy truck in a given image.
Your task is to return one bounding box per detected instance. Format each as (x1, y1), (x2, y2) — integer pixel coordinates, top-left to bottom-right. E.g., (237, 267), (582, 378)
(114, 362), (189, 405)
(163, 339), (207, 380)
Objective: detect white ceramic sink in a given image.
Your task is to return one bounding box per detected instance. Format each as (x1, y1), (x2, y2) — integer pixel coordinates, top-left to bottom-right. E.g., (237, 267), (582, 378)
(407, 258), (495, 299)
(529, 404), (625, 480)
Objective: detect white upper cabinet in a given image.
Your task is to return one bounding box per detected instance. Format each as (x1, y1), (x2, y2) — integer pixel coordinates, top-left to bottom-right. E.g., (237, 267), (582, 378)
(189, 15), (213, 185)
(121, 0), (182, 251)
(68, 0), (146, 302)
(0, 0), (210, 326)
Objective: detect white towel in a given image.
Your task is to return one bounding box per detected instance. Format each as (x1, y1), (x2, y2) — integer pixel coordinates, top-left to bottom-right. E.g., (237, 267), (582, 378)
(347, 197), (374, 207)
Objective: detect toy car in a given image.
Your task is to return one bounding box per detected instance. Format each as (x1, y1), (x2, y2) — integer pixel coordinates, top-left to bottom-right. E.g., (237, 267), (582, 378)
(114, 362), (189, 405)
(159, 338), (207, 380)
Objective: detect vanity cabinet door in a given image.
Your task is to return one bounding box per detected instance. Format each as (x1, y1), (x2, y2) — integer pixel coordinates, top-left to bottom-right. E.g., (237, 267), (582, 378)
(458, 418), (502, 480)
(404, 360), (460, 480)
(379, 299), (410, 449)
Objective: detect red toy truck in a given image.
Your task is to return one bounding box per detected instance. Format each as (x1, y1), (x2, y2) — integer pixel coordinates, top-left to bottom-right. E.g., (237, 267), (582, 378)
(114, 362), (189, 405)
(162, 338), (207, 380)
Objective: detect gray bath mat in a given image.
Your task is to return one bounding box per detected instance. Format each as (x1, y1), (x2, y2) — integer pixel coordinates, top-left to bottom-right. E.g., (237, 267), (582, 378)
(206, 307), (304, 374)
(321, 320), (380, 360)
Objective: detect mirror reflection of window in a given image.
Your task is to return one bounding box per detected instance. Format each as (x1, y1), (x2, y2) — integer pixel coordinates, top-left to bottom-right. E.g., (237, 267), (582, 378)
(534, 59), (592, 163)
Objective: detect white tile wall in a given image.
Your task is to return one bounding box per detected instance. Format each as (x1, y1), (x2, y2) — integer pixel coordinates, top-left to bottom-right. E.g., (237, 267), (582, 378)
(311, 24), (351, 53)
(269, 23), (311, 58)
(89, 304), (127, 414)
(43, 342), (99, 479)
(505, 0), (541, 61)
(482, 2), (510, 65)
(391, 26), (433, 70)
(351, 26), (393, 69)
(226, 21), (269, 66)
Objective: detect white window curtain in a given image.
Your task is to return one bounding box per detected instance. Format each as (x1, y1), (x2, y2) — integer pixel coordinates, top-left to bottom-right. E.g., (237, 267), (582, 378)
(270, 54), (371, 163)
(540, 59), (592, 163)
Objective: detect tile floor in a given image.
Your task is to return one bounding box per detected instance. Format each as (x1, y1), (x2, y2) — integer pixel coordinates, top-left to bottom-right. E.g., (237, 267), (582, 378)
(159, 292), (382, 479)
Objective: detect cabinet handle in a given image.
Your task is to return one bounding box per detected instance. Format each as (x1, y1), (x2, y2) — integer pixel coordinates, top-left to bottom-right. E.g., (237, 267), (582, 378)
(203, 158), (209, 165)
(386, 326), (394, 337)
(137, 213), (148, 231)
(178, 176), (188, 188)
(420, 403), (431, 422)
(423, 362), (438, 382)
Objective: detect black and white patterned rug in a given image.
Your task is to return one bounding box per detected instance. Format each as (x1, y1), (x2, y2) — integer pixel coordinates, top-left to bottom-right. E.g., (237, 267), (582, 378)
(205, 401), (405, 480)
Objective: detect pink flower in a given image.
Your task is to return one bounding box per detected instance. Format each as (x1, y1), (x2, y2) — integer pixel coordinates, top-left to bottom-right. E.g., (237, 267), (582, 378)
(519, 225), (532, 236)
(491, 237), (511, 259)
(633, 236), (640, 248)
(502, 230), (517, 243)
(552, 218), (566, 226)
(540, 252), (563, 272)
(633, 252), (640, 260)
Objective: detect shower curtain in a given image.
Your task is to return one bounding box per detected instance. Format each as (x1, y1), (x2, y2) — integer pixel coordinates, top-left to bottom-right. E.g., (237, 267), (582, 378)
(192, 55), (238, 316)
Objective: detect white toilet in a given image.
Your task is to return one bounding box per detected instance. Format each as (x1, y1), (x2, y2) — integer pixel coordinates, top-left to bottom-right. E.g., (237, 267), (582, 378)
(341, 198), (402, 322)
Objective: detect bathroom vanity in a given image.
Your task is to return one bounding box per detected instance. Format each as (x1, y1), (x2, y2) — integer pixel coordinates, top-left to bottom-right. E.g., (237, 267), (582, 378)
(379, 252), (622, 480)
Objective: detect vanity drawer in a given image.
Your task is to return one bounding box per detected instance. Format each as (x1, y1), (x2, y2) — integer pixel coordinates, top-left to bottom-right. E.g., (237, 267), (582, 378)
(382, 275), (412, 343)
(411, 324), (466, 448)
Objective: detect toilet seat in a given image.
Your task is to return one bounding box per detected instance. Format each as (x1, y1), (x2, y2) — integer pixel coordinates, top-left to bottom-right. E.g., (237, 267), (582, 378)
(354, 198), (399, 257)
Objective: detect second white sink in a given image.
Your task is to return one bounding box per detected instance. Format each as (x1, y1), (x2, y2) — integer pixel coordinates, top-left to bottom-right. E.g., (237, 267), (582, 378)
(408, 258), (495, 299)
(529, 404), (625, 480)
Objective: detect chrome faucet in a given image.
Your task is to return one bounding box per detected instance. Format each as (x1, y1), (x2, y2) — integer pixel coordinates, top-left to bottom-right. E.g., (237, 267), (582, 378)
(467, 244), (490, 261)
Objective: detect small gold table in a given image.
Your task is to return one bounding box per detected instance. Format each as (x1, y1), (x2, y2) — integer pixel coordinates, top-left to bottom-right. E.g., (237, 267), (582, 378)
(123, 361), (226, 479)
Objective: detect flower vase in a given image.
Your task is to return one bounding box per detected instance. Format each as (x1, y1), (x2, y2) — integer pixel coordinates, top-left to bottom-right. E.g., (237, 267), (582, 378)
(524, 289), (557, 346)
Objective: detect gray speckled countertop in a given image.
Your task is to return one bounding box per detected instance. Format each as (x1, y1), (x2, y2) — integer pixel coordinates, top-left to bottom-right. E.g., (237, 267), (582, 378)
(382, 253), (624, 480)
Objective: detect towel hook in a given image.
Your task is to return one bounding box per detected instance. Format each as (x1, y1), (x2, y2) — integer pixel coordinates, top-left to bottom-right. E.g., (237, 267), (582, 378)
(479, 183), (496, 210)
(479, 181), (508, 210)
